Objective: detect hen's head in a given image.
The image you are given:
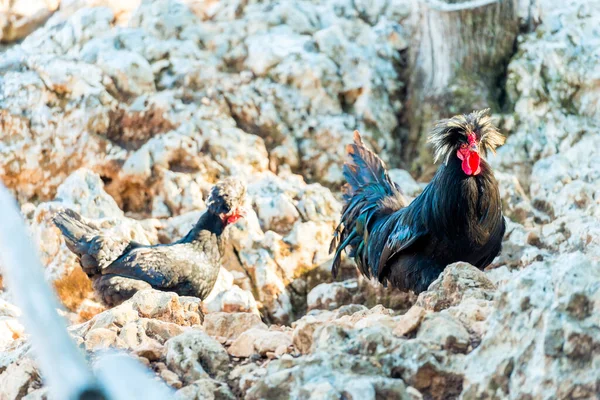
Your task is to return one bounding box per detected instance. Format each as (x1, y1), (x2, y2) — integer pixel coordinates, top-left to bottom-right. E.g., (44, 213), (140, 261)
(206, 178), (247, 225)
(428, 109), (504, 176)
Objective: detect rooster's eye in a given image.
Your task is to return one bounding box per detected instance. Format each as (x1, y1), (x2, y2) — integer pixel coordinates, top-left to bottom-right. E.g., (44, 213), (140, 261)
(460, 143), (468, 149)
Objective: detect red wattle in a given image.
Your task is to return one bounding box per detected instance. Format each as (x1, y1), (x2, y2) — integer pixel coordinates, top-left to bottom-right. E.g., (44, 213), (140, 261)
(460, 152), (481, 176)
(227, 214), (242, 225)
(468, 152), (480, 175)
(461, 158), (472, 175)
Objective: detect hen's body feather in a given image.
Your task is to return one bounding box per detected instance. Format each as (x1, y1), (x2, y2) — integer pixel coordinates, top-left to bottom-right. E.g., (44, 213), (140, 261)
(331, 130), (505, 294)
(53, 178), (246, 306)
(54, 209), (226, 306)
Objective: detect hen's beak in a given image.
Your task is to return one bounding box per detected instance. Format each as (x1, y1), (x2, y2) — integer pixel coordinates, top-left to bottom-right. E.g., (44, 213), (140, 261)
(224, 207), (247, 225)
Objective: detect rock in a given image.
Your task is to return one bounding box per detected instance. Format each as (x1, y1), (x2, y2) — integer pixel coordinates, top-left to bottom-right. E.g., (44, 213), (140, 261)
(75, 299), (106, 322)
(0, 1), (599, 399)
(0, 358), (41, 400)
(495, 171), (546, 225)
(0, 0), (58, 43)
(0, 9), (120, 204)
(292, 314), (328, 355)
(496, 0), (600, 190)
(157, 211), (205, 243)
(22, 387), (49, 400)
(0, 0), (404, 206)
(529, 133), (600, 256)
(204, 285), (260, 315)
(160, 368), (183, 389)
(127, 290), (203, 325)
(484, 265), (515, 288)
(353, 312), (398, 331)
(95, 50), (156, 97)
(388, 168), (423, 199)
(174, 378), (235, 400)
(203, 312), (266, 342)
(245, 353), (410, 400)
(244, 29), (310, 77)
(69, 290), (202, 354)
(417, 313), (471, 353)
(393, 306), (427, 337)
(416, 263), (497, 312)
(149, 170), (206, 219)
(228, 328), (293, 358)
(231, 170), (341, 323)
(203, 268), (234, 306)
(250, 306), (463, 400)
(462, 253), (600, 399)
(0, 0), (406, 333)
(307, 277), (416, 315)
(54, 168), (124, 219)
(0, 299), (24, 351)
(356, 276), (417, 312)
(84, 327), (118, 351)
(247, 328), (293, 357)
(489, 220), (547, 271)
(236, 245), (293, 324)
(247, 171), (340, 235)
(266, 300), (467, 400)
(307, 281), (355, 311)
(291, 305), (388, 355)
(229, 363), (267, 396)
(219, 286), (259, 314)
(165, 329), (230, 383)
(134, 341), (164, 362)
(253, 191), (300, 235)
(406, 386), (423, 400)
(0, 317), (24, 351)
(380, 340), (465, 400)
(228, 330), (260, 357)
(445, 298), (494, 342)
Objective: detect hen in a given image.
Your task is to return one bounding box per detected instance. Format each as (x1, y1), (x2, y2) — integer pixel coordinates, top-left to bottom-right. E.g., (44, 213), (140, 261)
(330, 109), (506, 293)
(54, 178), (246, 306)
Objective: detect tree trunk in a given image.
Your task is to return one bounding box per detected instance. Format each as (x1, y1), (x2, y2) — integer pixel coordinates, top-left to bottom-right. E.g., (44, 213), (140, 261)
(404, 0), (519, 177)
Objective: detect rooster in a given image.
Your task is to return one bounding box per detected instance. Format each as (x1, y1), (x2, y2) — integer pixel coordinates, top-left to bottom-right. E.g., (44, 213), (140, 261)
(330, 109), (506, 294)
(53, 178), (247, 306)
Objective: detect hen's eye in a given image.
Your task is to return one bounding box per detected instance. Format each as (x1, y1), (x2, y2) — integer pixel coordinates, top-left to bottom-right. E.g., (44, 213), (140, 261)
(460, 143), (468, 149)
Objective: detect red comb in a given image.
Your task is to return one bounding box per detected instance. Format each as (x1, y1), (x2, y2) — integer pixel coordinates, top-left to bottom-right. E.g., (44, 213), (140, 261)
(467, 133), (477, 145)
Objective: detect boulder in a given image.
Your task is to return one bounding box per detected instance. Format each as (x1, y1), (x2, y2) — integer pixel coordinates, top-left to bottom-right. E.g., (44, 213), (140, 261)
(165, 329), (230, 383)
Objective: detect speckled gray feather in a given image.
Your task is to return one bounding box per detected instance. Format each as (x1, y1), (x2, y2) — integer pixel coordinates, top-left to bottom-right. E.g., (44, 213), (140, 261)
(53, 178), (247, 307)
(53, 209), (135, 275)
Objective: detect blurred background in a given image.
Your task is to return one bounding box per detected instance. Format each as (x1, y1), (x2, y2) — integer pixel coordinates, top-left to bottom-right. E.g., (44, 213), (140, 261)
(0, 0), (598, 399)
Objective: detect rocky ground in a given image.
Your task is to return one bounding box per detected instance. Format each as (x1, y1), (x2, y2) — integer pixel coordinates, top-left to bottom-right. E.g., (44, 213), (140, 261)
(0, 0), (599, 399)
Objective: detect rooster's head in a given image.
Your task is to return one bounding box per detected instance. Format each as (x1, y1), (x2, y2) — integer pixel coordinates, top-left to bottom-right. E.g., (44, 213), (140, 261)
(207, 178), (247, 225)
(428, 109), (505, 176)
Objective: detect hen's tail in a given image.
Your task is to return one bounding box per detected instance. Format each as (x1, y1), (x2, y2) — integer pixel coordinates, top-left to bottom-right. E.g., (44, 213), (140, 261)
(53, 209), (130, 276)
(329, 131), (406, 278)
(53, 209), (98, 256)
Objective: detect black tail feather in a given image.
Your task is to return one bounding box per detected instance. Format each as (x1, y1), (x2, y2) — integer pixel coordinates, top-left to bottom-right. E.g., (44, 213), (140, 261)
(52, 209), (97, 257)
(330, 131), (406, 278)
(343, 131), (388, 194)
